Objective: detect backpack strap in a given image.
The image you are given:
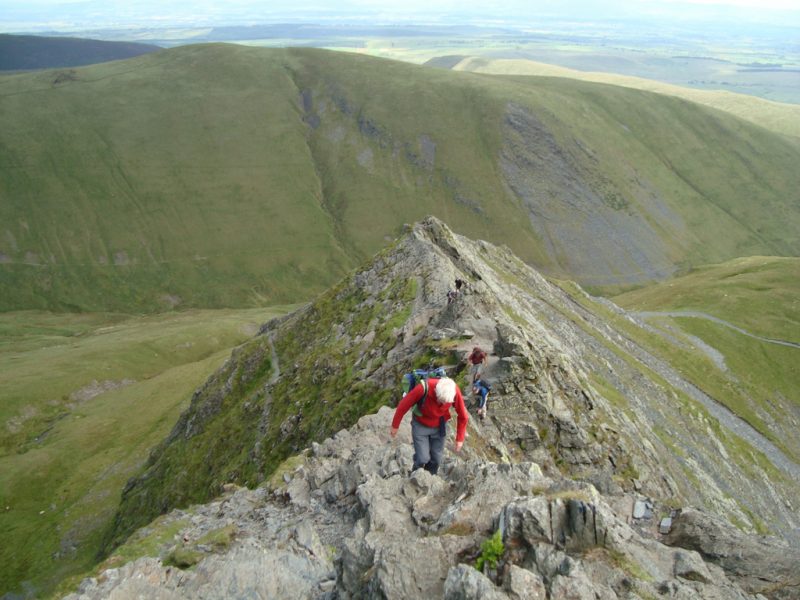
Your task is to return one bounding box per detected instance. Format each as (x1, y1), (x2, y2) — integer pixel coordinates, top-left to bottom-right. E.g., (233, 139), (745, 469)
(411, 378), (429, 417)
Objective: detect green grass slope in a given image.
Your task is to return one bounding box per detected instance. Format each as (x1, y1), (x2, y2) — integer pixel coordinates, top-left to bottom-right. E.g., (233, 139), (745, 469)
(613, 256), (800, 342)
(100, 249), (418, 557)
(0, 307), (292, 598)
(1, 44), (799, 312)
(452, 57), (800, 140)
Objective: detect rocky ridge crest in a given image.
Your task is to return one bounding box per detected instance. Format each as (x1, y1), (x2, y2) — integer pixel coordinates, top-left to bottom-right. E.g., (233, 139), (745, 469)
(68, 406), (797, 599)
(88, 217), (799, 599)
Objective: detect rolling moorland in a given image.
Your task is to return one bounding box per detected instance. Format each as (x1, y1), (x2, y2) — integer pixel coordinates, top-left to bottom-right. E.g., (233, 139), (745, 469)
(1, 44), (800, 316)
(1, 44), (799, 597)
(22, 15), (799, 104)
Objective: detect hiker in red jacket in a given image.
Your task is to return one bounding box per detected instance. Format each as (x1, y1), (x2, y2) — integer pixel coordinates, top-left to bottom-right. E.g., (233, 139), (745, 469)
(390, 377), (468, 475)
(468, 346), (488, 383)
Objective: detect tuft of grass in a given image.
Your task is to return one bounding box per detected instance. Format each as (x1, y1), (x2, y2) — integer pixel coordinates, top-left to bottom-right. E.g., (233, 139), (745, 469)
(51, 513), (191, 598)
(196, 524), (237, 550)
(265, 452), (308, 491)
(598, 547), (654, 582)
(475, 530), (504, 572)
(164, 546), (204, 570)
(440, 522), (476, 537)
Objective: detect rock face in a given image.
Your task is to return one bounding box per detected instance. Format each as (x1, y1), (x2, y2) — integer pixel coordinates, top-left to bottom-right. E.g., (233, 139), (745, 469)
(92, 217), (800, 598)
(664, 508), (800, 599)
(66, 407), (793, 600)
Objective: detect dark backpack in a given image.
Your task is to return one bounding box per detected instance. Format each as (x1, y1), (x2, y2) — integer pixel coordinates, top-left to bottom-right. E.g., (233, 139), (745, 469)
(402, 367), (447, 395)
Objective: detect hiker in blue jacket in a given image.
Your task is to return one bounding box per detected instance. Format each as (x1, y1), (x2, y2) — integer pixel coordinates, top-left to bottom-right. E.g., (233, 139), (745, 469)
(472, 379), (490, 420)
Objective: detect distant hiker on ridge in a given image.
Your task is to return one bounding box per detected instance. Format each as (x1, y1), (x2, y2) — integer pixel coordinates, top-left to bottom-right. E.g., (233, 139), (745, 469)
(447, 278), (467, 305)
(468, 346), (488, 382)
(390, 376), (468, 475)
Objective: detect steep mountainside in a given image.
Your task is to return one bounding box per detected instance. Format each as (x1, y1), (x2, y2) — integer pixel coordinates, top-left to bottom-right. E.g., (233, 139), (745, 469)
(1, 44), (799, 312)
(101, 218), (800, 595)
(0, 34), (161, 71)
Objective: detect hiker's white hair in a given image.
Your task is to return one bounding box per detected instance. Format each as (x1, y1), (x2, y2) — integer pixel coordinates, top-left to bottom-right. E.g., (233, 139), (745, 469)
(435, 377), (457, 403)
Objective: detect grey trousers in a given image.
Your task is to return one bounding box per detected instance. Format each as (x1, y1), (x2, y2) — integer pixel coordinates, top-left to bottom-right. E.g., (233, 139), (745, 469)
(412, 419), (447, 475)
(470, 363), (484, 381)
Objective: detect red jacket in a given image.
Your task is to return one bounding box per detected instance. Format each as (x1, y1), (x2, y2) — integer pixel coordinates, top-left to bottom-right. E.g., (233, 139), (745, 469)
(469, 349), (487, 365)
(392, 378), (469, 442)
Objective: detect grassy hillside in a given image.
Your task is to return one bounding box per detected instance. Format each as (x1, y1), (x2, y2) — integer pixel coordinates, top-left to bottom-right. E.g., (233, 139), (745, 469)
(0, 307), (292, 598)
(1, 44), (799, 313)
(613, 256), (800, 342)
(452, 57), (800, 140)
(100, 260), (417, 557)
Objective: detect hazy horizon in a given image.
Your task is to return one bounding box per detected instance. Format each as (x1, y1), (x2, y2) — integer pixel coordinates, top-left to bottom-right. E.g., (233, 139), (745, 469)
(2, 0), (799, 34)
(2, 0), (798, 104)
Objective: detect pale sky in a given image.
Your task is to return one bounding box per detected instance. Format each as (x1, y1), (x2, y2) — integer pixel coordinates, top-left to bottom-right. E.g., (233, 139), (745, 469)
(1, 0), (798, 33)
(7, 0), (800, 7)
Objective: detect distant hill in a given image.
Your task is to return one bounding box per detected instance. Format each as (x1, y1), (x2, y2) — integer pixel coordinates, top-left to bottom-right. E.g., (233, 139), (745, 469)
(0, 34), (161, 71)
(1, 43), (799, 312)
(450, 56), (800, 140)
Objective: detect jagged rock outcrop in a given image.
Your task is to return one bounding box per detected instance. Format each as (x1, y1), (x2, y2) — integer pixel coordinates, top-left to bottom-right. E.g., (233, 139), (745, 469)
(66, 407), (792, 599)
(92, 217), (800, 598)
(664, 508), (800, 599)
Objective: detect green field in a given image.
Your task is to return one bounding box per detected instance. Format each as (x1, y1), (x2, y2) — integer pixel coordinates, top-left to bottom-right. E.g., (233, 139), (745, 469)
(0, 306), (292, 597)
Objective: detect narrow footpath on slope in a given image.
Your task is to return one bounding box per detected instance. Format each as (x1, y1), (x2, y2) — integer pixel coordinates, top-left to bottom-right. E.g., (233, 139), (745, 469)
(267, 333), (281, 384)
(636, 311), (800, 350)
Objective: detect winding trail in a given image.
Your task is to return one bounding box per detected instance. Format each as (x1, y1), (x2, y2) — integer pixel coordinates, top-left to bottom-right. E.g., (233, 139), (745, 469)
(636, 311), (800, 350)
